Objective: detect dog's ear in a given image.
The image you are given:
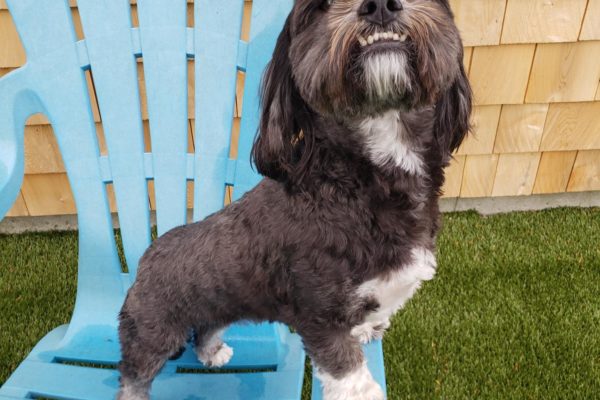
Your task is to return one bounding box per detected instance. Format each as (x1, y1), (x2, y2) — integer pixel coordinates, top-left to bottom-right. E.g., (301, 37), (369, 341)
(252, 16), (313, 182)
(433, 58), (472, 160)
(436, 0), (457, 17)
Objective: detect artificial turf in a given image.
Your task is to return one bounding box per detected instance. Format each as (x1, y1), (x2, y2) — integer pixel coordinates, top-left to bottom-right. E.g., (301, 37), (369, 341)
(1, 208), (599, 399)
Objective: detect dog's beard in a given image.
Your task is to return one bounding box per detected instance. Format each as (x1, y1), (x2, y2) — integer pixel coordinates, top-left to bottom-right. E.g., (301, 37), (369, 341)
(362, 52), (411, 102)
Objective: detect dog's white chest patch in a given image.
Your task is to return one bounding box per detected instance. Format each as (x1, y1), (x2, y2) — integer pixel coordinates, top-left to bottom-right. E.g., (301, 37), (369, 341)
(358, 110), (425, 175)
(356, 247), (436, 327)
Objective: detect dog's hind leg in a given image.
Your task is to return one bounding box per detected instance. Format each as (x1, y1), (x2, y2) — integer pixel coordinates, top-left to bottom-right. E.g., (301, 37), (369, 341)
(301, 329), (384, 400)
(117, 308), (186, 400)
(194, 326), (234, 368)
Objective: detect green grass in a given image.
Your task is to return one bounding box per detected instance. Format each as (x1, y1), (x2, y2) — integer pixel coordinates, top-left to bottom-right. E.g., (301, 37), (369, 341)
(1, 208), (599, 399)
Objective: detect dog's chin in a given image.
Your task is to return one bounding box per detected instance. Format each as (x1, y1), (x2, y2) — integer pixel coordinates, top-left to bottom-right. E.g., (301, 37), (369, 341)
(359, 45), (414, 115)
(360, 40), (412, 108)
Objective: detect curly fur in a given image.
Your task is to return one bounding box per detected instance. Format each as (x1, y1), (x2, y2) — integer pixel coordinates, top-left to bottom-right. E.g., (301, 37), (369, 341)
(118, 0), (471, 399)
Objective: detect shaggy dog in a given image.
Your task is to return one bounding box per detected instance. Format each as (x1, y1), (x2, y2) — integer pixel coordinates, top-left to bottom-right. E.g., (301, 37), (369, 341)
(117, 0), (471, 399)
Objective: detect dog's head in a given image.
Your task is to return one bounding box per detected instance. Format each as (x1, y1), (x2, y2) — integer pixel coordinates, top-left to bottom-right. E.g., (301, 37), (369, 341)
(253, 0), (472, 180)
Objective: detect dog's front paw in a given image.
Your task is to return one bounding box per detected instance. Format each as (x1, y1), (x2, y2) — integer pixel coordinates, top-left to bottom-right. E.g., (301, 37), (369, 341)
(319, 363), (385, 400)
(197, 342), (234, 367)
(411, 247), (437, 281)
(351, 320), (390, 344)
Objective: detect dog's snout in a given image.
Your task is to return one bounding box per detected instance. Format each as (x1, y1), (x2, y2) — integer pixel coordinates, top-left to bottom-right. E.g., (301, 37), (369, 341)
(358, 0), (403, 27)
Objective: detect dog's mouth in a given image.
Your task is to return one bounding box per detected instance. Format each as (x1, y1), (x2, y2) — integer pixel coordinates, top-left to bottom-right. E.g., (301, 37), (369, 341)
(358, 31), (409, 49)
(348, 29), (414, 110)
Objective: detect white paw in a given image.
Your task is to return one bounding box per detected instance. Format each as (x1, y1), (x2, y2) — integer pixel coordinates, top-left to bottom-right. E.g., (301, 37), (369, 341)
(318, 363), (385, 400)
(198, 343), (233, 367)
(351, 321), (389, 344)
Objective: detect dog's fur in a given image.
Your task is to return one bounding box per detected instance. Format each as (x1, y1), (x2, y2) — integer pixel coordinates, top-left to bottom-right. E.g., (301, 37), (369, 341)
(117, 0), (471, 399)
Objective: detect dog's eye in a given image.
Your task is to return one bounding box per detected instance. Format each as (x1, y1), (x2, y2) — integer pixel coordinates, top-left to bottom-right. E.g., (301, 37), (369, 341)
(320, 0), (334, 10)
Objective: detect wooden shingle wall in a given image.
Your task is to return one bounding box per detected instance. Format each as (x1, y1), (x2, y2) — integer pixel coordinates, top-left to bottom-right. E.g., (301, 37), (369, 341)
(447, 0), (600, 199)
(1, 0), (599, 217)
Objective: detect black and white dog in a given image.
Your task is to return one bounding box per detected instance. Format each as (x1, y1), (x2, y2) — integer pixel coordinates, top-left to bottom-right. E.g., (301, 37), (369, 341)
(117, 0), (471, 399)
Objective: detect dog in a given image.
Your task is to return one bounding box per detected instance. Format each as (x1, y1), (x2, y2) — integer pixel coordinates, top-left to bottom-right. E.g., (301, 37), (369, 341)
(117, 0), (471, 399)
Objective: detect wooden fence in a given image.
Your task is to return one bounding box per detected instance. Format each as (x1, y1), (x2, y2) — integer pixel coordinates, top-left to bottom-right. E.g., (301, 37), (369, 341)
(0, 0), (599, 217)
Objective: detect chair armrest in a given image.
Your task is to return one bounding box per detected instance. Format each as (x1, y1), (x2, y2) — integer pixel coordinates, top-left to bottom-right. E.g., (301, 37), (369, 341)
(0, 66), (45, 220)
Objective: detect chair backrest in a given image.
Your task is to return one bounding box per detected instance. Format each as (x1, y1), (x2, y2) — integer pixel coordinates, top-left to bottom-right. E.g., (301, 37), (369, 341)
(5, 0), (292, 269)
(0, 0), (293, 330)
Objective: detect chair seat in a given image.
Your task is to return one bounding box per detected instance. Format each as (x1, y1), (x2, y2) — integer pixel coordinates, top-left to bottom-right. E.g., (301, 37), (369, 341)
(4, 362), (306, 400)
(48, 323), (286, 369)
(1, 324), (307, 400)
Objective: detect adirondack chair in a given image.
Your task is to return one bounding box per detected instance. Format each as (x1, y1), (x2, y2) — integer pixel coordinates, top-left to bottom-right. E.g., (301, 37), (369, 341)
(0, 0), (387, 398)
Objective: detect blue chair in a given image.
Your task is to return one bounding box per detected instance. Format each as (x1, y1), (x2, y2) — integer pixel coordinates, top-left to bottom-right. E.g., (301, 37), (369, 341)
(0, 0), (387, 398)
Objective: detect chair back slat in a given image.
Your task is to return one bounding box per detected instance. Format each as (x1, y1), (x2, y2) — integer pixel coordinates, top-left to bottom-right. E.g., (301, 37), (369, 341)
(137, 0), (189, 235)
(4, 1), (75, 60)
(192, 0), (245, 221)
(77, 0), (151, 277)
(6, 0), (125, 331)
(233, 0), (293, 200)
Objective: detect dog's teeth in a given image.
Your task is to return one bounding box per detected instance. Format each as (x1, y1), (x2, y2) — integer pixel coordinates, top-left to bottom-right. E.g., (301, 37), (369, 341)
(361, 31), (404, 47)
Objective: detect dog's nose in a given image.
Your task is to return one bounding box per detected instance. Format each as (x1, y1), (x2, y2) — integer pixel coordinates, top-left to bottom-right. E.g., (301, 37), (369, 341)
(358, 0), (403, 27)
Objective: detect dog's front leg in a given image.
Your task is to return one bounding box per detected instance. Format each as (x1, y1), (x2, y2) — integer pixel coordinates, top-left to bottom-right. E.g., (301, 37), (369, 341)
(302, 330), (384, 400)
